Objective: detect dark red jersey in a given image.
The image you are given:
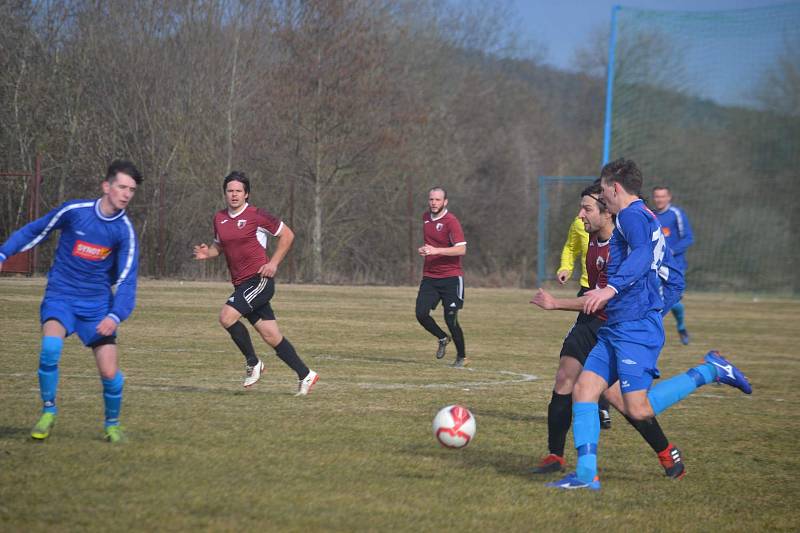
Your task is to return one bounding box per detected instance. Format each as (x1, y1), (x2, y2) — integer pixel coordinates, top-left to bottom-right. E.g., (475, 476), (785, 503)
(586, 234), (610, 321)
(422, 209), (466, 278)
(213, 204), (283, 286)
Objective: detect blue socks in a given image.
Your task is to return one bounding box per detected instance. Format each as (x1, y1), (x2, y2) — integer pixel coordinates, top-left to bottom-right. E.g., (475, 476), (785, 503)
(573, 402), (600, 483)
(38, 336), (63, 414)
(671, 302), (686, 331)
(102, 371), (125, 428)
(647, 363), (717, 415)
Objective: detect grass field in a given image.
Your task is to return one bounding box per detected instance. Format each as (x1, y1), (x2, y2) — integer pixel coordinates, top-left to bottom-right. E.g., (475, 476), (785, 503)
(1, 278), (798, 532)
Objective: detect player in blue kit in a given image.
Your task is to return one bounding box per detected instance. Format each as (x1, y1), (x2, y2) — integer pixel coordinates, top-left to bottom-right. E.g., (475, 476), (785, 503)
(547, 159), (751, 490)
(652, 186), (693, 344)
(0, 160), (142, 443)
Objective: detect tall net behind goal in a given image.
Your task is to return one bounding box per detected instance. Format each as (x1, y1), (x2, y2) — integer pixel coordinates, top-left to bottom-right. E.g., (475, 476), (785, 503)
(605, 4), (800, 293)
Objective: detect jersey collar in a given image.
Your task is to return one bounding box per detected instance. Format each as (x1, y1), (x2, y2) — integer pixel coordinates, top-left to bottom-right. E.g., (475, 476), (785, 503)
(654, 203), (672, 214)
(94, 198), (126, 221)
(228, 203), (249, 218)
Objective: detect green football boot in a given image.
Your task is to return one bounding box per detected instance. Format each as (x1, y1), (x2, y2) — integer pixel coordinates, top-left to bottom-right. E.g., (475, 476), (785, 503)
(31, 412), (56, 440)
(104, 425), (126, 444)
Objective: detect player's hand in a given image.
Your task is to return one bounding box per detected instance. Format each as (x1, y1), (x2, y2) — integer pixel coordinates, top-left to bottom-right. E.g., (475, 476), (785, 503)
(530, 288), (556, 310)
(193, 243), (210, 260)
(96, 316), (118, 336)
(418, 245), (437, 256)
(258, 261), (277, 278)
(583, 286), (615, 314)
(556, 269), (570, 284)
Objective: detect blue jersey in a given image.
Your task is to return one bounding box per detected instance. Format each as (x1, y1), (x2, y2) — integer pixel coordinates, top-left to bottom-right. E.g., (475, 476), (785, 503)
(605, 200), (671, 325)
(0, 199), (139, 324)
(655, 204), (693, 273)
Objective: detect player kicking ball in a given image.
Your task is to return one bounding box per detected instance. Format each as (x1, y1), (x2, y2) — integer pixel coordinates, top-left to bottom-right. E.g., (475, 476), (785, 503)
(547, 159), (751, 491)
(193, 171), (318, 395)
(531, 182), (685, 480)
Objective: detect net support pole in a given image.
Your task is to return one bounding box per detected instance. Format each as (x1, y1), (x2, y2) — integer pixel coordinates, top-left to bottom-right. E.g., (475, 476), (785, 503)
(536, 175), (548, 285)
(602, 5), (620, 166)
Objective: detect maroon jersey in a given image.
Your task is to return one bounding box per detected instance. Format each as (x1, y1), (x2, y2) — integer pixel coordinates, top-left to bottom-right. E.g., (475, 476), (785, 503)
(586, 234), (610, 320)
(422, 209), (466, 278)
(213, 204), (283, 285)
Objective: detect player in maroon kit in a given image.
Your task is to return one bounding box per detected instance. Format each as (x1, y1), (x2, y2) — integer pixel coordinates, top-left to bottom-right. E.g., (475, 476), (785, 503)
(530, 182), (684, 479)
(193, 171), (318, 394)
(416, 187), (468, 367)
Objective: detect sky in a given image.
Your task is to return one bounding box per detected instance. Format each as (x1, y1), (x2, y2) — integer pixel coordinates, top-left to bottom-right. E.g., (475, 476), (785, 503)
(508, 0), (793, 71)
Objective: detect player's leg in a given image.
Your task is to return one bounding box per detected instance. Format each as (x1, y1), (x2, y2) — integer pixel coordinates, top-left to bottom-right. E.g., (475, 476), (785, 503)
(250, 311), (318, 396)
(440, 276), (466, 366)
(671, 301), (690, 344)
(93, 340), (125, 442)
(31, 319), (68, 440)
(221, 277), (263, 383)
(604, 383), (685, 478)
(415, 278), (449, 358)
(533, 354), (582, 474)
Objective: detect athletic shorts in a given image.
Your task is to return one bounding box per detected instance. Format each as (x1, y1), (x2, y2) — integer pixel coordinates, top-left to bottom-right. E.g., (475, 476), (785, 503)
(559, 313), (604, 365)
(583, 311), (664, 393)
(40, 295), (117, 348)
(416, 276), (464, 312)
(227, 275), (276, 325)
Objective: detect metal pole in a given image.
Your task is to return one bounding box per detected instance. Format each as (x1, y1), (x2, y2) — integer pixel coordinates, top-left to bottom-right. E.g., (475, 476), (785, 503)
(536, 176), (548, 285)
(32, 154), (42, 274)
(158, 173), (166, 278)
(602, 5), (620, 166)
(407, 175), (414, 285)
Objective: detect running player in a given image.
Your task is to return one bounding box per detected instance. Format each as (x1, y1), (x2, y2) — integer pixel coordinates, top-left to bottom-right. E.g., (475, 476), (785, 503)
(193, 171), (318, 395)
(415, 187), (468, 367)
(548, 158), (751, 491)
(531, 182), (684, 478)
(652, 185), (694, 344)
(0, 160), (142, 443)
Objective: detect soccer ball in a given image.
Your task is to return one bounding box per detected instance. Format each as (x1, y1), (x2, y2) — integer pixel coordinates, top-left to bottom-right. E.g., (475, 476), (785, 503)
(432, 404), (476, 448)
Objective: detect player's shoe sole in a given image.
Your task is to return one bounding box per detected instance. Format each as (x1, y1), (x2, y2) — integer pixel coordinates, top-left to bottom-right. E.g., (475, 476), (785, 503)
(531, 454), (566, 474)
(546, 471), (601, 491)
(704, 351), (752, 394)
(31, 412), (56, 440)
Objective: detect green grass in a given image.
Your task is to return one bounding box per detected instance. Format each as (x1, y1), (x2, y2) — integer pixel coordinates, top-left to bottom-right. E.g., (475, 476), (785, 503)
(1, 279), (798, 531)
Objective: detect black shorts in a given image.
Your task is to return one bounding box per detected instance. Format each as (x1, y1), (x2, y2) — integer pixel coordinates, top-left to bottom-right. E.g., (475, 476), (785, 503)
(416, 276), (464, 312)
(227, 275), (276, 325)
(559, 312), (604, 365)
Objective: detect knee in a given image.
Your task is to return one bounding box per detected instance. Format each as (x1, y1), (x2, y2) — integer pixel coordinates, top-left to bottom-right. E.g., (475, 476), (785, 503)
(40, 336), (64, 367)
(572, 379), (596, 403)
(102, 371), (124, 392)
(415, 309), (429, 324)
(554, 370), (575, 395)
(219, 312), (238, 329)
(625, 404), (654, 421)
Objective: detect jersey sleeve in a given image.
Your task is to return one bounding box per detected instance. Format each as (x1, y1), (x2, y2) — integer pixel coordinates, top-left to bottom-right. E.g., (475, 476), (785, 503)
(607, 209), (656, 293)
(107, 218), (139, 324)
(558, 218), (583, 274)
(0, 202), (72, 261)
(448, 216), (466, 246)
(671, 207), (694, 255)
(256, 208), (283, 236)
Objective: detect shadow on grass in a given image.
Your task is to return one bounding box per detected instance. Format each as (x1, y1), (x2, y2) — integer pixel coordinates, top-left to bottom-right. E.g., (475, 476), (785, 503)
(0, 426), (29, 438)
(402, 442), (535, 479)
(472, 408), (546, 423)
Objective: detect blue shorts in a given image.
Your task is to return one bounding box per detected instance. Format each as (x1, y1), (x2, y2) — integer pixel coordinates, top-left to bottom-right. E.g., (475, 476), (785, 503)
(583, 311), (664, 393)
(40, 295), (115, 347)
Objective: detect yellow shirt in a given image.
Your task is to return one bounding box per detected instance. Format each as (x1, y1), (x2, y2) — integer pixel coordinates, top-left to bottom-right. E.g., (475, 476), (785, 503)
(558, 216), (590, 288)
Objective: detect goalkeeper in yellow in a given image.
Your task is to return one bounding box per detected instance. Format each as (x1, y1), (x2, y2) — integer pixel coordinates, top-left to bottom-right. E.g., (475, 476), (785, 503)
(556, 216), (612, 429)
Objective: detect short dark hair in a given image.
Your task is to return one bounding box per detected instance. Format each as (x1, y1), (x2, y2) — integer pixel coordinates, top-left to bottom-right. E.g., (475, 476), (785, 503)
(580, 182), (608, 213)
(106, 160), (143, 184)
(223, 171), (250, 195)
(652, 185), (671, 194)
(429, 186), (447, 199)
(600, 158), (642, 196)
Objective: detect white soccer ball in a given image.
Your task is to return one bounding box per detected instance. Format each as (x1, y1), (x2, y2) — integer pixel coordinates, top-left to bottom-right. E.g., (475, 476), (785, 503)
(432, 404), (476, 449)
